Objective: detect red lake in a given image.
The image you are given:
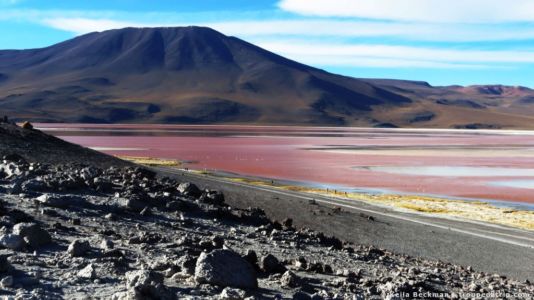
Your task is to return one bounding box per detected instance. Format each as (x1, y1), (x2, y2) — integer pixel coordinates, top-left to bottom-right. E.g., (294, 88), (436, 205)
(37, 124), (534, 207)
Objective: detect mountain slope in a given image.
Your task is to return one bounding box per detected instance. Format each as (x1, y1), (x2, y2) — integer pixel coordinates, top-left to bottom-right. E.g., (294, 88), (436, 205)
(1, 26), (534, 128)
(0, 122), (130, 167)
(0, 27), (410, 126)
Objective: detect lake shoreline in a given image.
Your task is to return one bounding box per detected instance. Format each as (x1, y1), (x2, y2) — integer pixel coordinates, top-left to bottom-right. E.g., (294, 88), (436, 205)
(126, 156), (534, 231)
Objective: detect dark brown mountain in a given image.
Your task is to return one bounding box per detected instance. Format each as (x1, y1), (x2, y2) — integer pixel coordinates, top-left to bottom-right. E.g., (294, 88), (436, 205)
(362, 79), (534, 129)
(1, 26), (534, 128)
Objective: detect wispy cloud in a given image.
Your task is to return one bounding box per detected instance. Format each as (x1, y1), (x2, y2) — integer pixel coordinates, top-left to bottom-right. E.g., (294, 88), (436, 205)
(37, 16), (534, 43)
(278, 55), (488, 69)
(258, 42), (534, 64)
(43, 18), (141, 35)
(279, 0), (534, 23)
(255, 41), (534, 68)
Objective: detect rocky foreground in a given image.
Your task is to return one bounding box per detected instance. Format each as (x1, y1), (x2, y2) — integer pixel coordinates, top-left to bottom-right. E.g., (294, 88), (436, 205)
(0, 156), (533, 299)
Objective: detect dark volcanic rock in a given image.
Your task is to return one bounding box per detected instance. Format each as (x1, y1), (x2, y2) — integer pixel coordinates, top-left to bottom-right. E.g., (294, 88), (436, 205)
(67, 240), (91, 257)
(21, 121), (34, 130)
(199, 190), (225, 205)
(177, 254), (197, 275)
(117, 197), (147, 213)
(0, 234), (25, 250)
(122, 270), (171, 300)
(12, 222), (52, 248)
(260, 254), (286, 274)
(0, 256), (11, 273)
(177, 182), (202, 198)
(195, 249), (258, 289)
(36, 194), (81, 208)
(281, 271), (301, 288)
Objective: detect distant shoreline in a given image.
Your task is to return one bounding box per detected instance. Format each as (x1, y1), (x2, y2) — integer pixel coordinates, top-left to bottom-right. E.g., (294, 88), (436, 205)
(34, 122), (534, 134)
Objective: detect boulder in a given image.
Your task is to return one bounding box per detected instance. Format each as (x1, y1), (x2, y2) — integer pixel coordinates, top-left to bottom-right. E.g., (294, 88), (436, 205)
(124, 270), (169, 300)
(177, 182), (201, 198)
(77, 264), (96, 279)
(195, 249), (258, 289)
(21, 121), (33, 130)
(100, 239), (114, 250)
(260, 254), (285, 274)
(0, 162), (23, 178)
(80, 167), (100, 181)
(36, 194), (80, 208)
(177, 254), (197, 275)
(244, 250), (258, 266)
(199, 191), (225, 205)
(117, 197), (146, 213)
(0, 234), (25, 251)
(12, 223), (52, 248)
(0, 275), (13, 288)
(67, 240), (91, 257)
(293, 257), (307, 270)
(281, 271), (301, 288)
(8, 181), (22, 194)
(0, 256), (11, 273)
(21, 178), (49, 192)
(212, 235), (225, 248)
(93, 177), (113, 192)
(126, 270), (163, 288)
(219, 287), (247, 300)
(132, 167), (156, 180)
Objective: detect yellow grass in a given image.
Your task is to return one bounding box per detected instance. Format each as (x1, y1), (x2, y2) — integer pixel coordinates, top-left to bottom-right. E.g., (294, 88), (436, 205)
(223, 176), (534, 231)
(193, 169), (212, 175)
(397, 203), (449, 213)
(117, 156), (181, 167)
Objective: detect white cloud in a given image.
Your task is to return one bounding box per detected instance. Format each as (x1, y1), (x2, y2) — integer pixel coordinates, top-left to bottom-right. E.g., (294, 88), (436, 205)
(43, 18), (142, 35)
(39, 17), (534, 42)
(257, 42), (534, 63)
(279, 0), (534, 23)
(254, 41), (534, 68)
(210, 20), (534, 42)
(284, 55), (488, 69)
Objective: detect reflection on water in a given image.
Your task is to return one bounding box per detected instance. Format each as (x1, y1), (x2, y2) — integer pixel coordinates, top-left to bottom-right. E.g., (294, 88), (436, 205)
(491, 180), (534, 189)
(91, 147), (148, 151)
(358, 166), (534, 177)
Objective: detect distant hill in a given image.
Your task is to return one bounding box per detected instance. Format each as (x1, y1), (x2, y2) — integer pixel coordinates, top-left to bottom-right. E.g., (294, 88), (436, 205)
(1, 26), (534, 128)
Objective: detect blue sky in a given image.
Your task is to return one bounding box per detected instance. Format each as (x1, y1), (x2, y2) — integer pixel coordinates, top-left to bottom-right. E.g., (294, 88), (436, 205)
(2, 0), (534, 87)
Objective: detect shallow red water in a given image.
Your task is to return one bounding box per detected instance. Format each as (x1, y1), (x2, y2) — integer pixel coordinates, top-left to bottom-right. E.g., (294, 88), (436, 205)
(37, 124), (534, 205)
